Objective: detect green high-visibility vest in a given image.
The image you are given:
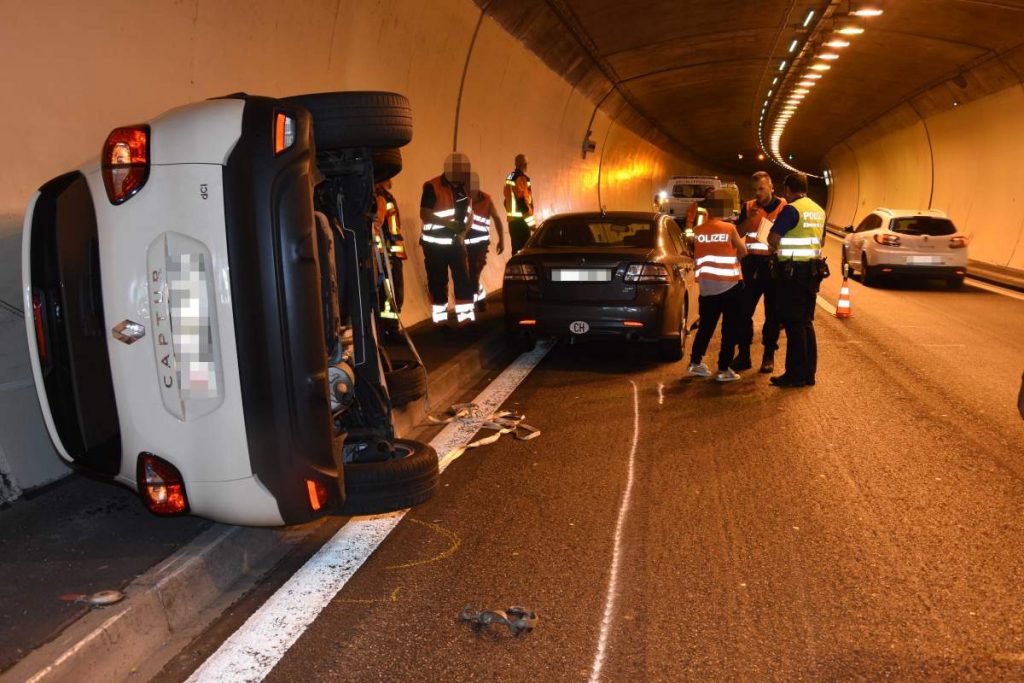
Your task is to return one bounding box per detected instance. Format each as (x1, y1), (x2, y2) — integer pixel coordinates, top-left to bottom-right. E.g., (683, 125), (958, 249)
(778, 196), (825, 262)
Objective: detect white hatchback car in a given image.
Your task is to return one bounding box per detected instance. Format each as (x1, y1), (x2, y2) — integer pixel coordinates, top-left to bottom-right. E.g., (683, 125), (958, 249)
(23, 92), (436, 526)
(841, 208), (969, 288)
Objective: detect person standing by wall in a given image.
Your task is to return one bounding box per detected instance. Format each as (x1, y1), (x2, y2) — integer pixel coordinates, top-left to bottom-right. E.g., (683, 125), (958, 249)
(419, 153), (476, 326)
(504, 154), (535, 254)
(466, 172), (506, 312)
(687, 205), (749, 383)
(732, 171), (786, 374)
(767, 173), (827, 388)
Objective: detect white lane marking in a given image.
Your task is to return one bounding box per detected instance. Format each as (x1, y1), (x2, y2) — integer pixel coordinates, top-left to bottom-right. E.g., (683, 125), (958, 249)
(589, 380), (640, 683)
(816, 295), (837, 316)
(657, 382), (664, 406)
(187, 341), (553, 683)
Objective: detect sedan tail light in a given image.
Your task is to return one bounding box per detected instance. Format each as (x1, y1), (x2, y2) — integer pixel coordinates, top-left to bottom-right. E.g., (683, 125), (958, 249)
(873, 233), (901, 247)
(101, 125), (150, 204)
(624, 263), (670, 283)
(137, 453), (189, 515)
(949, 236), (969, 249)
(505, 263), (538, 281)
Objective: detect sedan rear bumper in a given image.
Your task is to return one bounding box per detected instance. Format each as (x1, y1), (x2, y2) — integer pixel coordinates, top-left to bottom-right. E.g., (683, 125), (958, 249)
(873, 264), (966, 279)
(503, 288), (675, 340)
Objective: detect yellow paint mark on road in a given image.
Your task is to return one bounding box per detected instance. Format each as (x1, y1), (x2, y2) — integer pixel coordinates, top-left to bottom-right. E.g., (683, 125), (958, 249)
(337, 586), (402, 605)
(385, 518), (461, 570)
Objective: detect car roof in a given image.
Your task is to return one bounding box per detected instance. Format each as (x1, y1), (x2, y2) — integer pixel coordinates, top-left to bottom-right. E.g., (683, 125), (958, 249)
(874, 207), (949, 218)
(544, 211), (662, 222)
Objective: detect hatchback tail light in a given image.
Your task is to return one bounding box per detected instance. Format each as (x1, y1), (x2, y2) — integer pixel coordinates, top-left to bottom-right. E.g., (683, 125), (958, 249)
(624, 263), (670, 283)
(873, 233), (901, 247)
(137, 453), (188, 515)
(102, 125), (150, 205)
(949, 236), (968, 249)
(505, 263), (538, 281)
(306, 479), (328, 511)
(274, 112), (296, 154)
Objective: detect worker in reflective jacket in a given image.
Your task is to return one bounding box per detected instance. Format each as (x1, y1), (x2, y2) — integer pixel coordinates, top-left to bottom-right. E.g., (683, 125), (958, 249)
(732, 171), (787, 374)
(687, 205), (748, 383)
(504, 154), (535, 254)
(767, 173), (827, 388)
(466, 172), (507, 312)
(374, 179), (407, 322)
(420, 153), (476, 325)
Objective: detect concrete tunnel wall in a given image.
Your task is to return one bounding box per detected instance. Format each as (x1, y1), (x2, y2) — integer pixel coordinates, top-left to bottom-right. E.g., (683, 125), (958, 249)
(824, 84), (1024, 273)
(0, 0), (720, 496)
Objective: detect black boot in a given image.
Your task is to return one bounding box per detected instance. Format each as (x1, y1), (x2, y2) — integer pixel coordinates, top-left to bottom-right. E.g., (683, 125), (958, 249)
(759, 350), (775, 374)
(731, 346), (752, 371)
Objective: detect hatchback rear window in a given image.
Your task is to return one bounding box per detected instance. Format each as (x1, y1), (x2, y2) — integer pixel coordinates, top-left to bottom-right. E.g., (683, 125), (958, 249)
(890, 217), (956, 236)
(535, 220), (655, 248)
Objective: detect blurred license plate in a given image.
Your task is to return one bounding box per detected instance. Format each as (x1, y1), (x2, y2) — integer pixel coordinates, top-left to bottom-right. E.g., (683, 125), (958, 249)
(552, 268), (611, 282)
(908, 255), (941, 264)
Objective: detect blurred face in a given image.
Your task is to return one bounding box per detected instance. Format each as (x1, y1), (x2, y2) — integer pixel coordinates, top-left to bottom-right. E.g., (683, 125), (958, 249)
(443, 153), (471, 185)
(753, 177), (774, 205)
(515, 154), (528, 172)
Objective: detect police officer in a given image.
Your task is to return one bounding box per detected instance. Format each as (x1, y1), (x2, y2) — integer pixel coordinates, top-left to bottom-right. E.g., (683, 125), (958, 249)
(419, 153), (476, 326)
(687, 205), (749, 383)
(732, 171), (786, 373)
(504, 154), (535, 254)
(466, 172), (506, 312)
(767, 173), (826, 388)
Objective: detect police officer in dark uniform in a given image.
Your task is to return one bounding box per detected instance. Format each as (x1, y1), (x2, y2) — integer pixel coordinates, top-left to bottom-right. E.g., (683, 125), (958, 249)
(767, 173), (827, 388)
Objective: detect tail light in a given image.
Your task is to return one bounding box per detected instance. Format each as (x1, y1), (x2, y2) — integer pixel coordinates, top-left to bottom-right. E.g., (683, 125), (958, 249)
(625, 263), (670, 283)
(101, 125), (150, 205)
(306, 479), (328, 511)
(274, 112), (296, 154)
(31, 291), (48, 365)
(873, 233), (901, 247)
(623, 321), (645, 328)
(949, 236), (968, 249)
(505, 263), (538, 281)
(137, 453), (188, 515)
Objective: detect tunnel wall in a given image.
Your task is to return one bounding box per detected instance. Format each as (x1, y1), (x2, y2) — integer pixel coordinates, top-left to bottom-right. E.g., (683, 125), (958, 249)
(824, 85), (1024, 272)
(0, 0), (718, 495)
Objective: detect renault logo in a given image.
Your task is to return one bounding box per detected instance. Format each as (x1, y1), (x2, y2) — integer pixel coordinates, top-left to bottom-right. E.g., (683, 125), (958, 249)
(112, 320), (146, 345)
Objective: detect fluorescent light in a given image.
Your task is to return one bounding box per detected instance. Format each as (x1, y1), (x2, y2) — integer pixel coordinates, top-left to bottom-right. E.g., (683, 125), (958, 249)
(789, 39), (799, 53)
(804, 73), (823, 79)
(825, 38), (851, 48)
(772, 76), (779, 85)
(767, 89), (773, 97)
(837, 24), (865, 35)
(803, 10), (815, 27)
(851, 7), (883, 17)
(794, 88), (810, 94)
(810, 63), (832, 71)
(817, 53), (840, 60)
(798, 80), (816, 87)
(779, 60), (788, 71)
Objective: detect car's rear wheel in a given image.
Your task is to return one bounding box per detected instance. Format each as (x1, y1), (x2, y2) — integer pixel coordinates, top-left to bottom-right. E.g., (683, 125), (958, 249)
(861, 252), (876, 287)
(657, 297), (688, 362)
(946, 276), (965, 290)
(385, 359), (427, 407)
(285, 91), (413, 150)
(340, 439), (439, 515)
(373, 148), (402, 183)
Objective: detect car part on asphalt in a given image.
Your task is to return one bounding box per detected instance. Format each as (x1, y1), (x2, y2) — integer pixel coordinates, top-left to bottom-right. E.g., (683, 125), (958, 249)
(458, 605), (538, 636)
(384, 359), (428, 407)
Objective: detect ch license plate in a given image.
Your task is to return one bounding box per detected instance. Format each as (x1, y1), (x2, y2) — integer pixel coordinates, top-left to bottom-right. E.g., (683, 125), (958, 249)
(908, 255), (941, 264)
(552, 268), (612, 282)
(569, 321), (590, 335)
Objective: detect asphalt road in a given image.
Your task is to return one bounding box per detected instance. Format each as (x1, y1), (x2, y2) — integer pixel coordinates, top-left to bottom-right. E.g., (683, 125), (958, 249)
(169, 236), (1024, 681)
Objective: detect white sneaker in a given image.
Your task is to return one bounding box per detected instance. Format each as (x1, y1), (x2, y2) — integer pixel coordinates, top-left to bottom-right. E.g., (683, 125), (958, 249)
(687, 363), (712, 377)
(715, 368), (741, 383)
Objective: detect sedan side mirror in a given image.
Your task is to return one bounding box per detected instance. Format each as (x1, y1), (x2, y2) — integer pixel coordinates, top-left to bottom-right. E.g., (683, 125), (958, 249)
(844, 225), (854, 233)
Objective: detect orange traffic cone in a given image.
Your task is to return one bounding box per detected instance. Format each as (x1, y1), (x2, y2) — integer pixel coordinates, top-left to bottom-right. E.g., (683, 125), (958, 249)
(835, 277), (853, 319)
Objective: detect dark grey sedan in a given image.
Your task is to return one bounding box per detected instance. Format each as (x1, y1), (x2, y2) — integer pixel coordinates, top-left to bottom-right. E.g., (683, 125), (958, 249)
(502, 211), (699, 361)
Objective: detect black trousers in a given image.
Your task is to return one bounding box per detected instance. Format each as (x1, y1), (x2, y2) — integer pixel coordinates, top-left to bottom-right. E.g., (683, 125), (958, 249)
(690, 283), (744, 371)
(509, 218), (531, 255)
(737, 255), (780, 352)
(466, 244), (488, 297)
(422, 242), (473, 305)
(775, 270), (818, 382)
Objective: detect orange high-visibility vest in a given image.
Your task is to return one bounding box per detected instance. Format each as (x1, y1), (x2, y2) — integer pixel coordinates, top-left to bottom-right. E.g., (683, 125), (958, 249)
(467, 191), (494, 247)
(375, 189), (407, 259)
(503, 169), (534, 226)
(740, 197), (786, 255)
(693, 218), (742, 283)
(421, 176), (471, 247)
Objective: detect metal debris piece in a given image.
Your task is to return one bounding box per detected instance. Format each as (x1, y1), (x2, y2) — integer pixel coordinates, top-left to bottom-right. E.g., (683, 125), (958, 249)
(458, 605), (538, 636)
(85, 590), (125, 606)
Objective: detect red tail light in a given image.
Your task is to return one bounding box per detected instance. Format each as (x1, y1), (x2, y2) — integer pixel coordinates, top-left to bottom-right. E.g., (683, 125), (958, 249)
(101, 125), (150, 205)
(137, 453), (188, 515)
(873, 234), (901, 247)
(306, 479), (328, 511)
(625, 263), (670, 283)
(274, 113), (296, 155)
(31, 292), (47, 364)
(623, 321), (645, 328)
(949, 236), (968, 249)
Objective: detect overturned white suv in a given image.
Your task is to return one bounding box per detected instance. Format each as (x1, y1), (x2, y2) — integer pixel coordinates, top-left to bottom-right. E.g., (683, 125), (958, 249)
(23, 92), (436, 526)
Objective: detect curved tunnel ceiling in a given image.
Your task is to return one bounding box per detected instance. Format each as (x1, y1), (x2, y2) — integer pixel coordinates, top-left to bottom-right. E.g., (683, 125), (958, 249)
(479, 0), (1024, 176)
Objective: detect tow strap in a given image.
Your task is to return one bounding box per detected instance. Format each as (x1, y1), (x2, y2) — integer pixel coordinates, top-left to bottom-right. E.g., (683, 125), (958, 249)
(427, 402), (540, 456)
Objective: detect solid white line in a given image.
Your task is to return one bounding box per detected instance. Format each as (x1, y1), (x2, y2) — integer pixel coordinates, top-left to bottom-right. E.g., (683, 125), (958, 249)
(657, 382), (664, 406)
(589, 380), (640, 683)
(187, 341), (553, 683)
(815, 295), (837, 316)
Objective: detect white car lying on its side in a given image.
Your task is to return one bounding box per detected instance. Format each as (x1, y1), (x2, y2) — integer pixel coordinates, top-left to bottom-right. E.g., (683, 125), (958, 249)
(841, 208), (969, 288)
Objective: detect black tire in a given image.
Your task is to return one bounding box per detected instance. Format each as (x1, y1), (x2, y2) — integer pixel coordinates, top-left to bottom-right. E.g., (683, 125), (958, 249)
(341, 439), (439, 515)
(946, 277), (965, 290)
(284, 91), (413, 150)
(385, 359), (427, 407)
(373, 148), (402, 183)
(657, 297), (687, 362)
(506, 329), (536, 354)
(861, 252), (876, 287)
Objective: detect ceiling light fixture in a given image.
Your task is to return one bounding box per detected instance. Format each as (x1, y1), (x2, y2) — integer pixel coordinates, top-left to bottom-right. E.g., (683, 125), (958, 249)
(798, 80), (816, 87)
(836, 22), (865, 35)
(804, 73), (824, 79)
(779, 60), (788, 71)
(817, 53), (840, 60)
(794, 88), (810, 94)
(789, 39), (800, 52)
(803, 10), (816, 27)
(825, 38), (851, 48)
(810, 63), (832, 71)
(772, 76), (779, 85)
(850, 6), (883, 17)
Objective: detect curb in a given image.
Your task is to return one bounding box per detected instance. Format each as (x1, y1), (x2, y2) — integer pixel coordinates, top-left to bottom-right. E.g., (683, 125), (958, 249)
(2, 326), (513, 683)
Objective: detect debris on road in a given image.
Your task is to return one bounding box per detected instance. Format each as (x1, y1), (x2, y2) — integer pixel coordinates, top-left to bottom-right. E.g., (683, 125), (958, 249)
(59, 590), (125, 607)
(428, 402), (540, 461)
(458, 605), (538, 636)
